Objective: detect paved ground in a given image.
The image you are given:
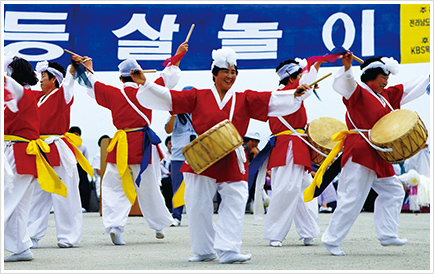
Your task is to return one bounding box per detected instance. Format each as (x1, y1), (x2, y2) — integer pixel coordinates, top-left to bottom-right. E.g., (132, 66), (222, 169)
(2, 211), (431, 272)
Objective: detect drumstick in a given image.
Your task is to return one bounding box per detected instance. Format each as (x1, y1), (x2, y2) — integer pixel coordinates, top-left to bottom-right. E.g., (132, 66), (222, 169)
(133, 69), (157, 74)
(352, 55), (364, 64)
(296, 72), (332, 94)
(63, 49), (94, 74)
(185, 24), (195, 42)
(339, 53), (364, 64)
(309, 72), (332, 87)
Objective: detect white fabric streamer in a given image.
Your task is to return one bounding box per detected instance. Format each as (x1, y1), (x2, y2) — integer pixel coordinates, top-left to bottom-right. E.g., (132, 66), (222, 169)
(253, 156), (269, 221)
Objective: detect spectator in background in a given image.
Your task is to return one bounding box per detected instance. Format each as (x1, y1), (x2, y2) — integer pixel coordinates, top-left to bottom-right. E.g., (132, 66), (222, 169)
(160, 136), (173, 213)
(68, 126), (90, 212)
(243, 131), (270, 214)
(164, 92), (198, 227)
(91, 134), (110, 199)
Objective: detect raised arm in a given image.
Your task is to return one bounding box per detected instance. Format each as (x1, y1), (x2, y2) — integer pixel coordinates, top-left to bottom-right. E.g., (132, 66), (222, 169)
(133, 73), (173, 111)
(400, 74), (430, 105)
(332, 52), (357, 100)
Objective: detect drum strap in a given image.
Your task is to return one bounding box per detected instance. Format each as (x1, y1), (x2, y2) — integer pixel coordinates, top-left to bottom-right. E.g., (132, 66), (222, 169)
(230, 93), (247, 174)
(277, 116), (328, 158)
(346, 112), (393, 152)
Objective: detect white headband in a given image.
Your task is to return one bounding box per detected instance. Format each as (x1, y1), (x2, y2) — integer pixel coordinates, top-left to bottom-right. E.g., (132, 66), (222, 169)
(361, 57), (399, 76)
(276, 58), (307, 81)
(36, 60), (64, 86)
(118, 58), (142, 77)
(211, 47), (237, 70)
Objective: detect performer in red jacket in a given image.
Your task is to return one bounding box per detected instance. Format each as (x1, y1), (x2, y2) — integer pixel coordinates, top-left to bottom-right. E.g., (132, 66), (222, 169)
(133, 47), (311, 264)
(28, 59), (92, 249)
(78, 42), (188, 245)
(321, 52), (429, 256)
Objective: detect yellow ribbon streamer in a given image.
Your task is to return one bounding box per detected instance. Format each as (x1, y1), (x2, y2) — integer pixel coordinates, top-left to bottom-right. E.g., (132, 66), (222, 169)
(303, 130), (358, 202)
(274, 129), (306, 136)
(62, 132), (94, 179)
(4, 135), (67, 197)
(172, 179), (185, 208)
(107, 129), (137, 205)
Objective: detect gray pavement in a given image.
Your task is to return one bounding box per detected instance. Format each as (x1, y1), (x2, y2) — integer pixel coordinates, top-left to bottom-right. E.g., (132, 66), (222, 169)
(3, 211), (431, 272)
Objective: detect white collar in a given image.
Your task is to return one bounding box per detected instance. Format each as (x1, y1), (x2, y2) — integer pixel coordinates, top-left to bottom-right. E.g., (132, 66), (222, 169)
(123, 82), (138, 89)
(211, 85), (235, 110)
(360, 82), (394, 111)
(38, 88), (58, 107)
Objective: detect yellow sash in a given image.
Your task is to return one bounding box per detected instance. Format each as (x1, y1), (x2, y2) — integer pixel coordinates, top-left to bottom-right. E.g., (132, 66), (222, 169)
(106, 129), (137, 205)
(62, 132), (95, 178)
(40, 133), (94, 179)
(303, 130), (358, 202)
(4, 135), (67, 198)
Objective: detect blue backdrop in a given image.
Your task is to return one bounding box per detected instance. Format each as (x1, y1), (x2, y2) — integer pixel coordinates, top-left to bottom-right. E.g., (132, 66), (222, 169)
(4, 4), (401, 71)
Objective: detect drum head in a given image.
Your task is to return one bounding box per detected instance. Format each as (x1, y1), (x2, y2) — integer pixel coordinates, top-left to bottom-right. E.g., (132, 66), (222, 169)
(308, 117), (347, 149)
(371, 109), (418, 144)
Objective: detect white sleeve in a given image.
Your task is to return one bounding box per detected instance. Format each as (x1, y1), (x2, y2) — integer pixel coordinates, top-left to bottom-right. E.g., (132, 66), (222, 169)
(62, 65), (76, 104)
(160, 66), (181, 89)
(268, 88), (312, 117)
(332, 66), (357, 100)
(4, 75), (24, 101)
(400, 74), (430, 105)
(137, 81), (172, 111)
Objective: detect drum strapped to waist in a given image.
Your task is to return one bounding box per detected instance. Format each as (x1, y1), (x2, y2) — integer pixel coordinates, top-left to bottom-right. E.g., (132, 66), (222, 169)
(307, 117), (348, 166)
(370, 109), (428, 163)
(182, 119), (243, 174)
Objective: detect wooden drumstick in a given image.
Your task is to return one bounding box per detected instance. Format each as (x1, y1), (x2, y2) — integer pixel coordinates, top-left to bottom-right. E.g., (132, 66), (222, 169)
(309, 72), (332, 87)
(141, 69), (157, 73)
(296, 72), (333, 94)
(185, 24), (195, 42)
(63, 49), (94, 74)
(352, 55), (364, 64)
(339, 53), (364, 64)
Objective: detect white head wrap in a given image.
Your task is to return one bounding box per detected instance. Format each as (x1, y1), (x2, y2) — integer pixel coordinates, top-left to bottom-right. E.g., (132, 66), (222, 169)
(276, 58), (306, 81)
(36, 60), (64, 86)
(245, 131), (260, 141)
(4, 53), (14, 76)
(118, 58), (142, 77)
(361, 57), (399, 76)
(211, 47), (237, 70)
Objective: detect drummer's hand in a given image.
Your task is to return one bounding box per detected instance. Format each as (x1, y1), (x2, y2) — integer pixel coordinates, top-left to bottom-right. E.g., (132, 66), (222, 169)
(172, 41), (188, 67)
(81, 56), (93, 71)
(130, 69), (147, 85)
(342, 51), (353, 71)
(294, 84), (311, 97)
(176, 41), (188, 55)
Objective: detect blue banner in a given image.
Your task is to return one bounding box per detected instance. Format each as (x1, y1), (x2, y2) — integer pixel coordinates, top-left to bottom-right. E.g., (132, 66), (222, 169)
(4, 4), (401, 71)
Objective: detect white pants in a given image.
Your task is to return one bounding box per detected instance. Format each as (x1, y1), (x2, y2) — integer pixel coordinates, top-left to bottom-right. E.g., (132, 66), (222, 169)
(102, 145), (173, 233)
(4, 143), (35, 254)
(322, 157), (405, 246)
(27, 164), (83, 245)
(184, 173), (248, 256)
(264, 141), (320, 242)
